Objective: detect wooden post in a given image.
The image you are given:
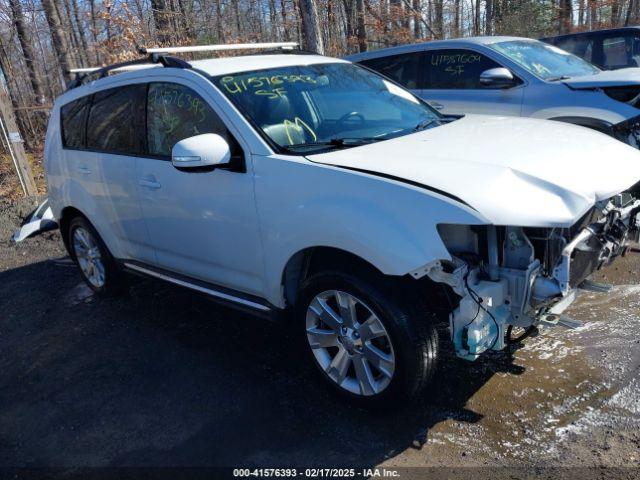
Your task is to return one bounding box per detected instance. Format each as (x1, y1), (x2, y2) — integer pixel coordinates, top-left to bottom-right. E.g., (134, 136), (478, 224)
(0, 89), (38, 197)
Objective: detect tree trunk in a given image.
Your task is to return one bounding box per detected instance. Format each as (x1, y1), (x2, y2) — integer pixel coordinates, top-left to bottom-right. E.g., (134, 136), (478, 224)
(485, 0), (493, 35)
(356, 0), (367, 52)
(454, 0), (460, 36)
(9, 0), (46, 104)
(558, 0), (573, 33)
(612, 1), (620, 26)
(70, 0), (91, 63)
(150, 0), (172, 44)
(215, 0), (225, 42)
(299, 0), (325, 54)
(433, 0), (443, 38)
(41, 0), (75, 84)
(625, 0), (635, 25)
(413, 0), (421, 38)
(281, 0), (290, 40)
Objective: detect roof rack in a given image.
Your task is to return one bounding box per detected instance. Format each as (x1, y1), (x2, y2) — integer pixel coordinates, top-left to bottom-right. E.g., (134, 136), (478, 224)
(66, 53), (190, 89)
(139, 42), (299, 54)
(66, 42), (302, 90)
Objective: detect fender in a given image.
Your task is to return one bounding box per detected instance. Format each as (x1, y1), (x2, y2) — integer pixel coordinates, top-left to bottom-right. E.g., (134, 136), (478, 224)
(251, 154), (487, 307)
(530, 104), (629, 126)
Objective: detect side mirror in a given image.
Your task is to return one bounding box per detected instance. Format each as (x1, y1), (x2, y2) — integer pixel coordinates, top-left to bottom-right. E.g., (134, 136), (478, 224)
(479, 68), (515, 88)
(171, 133), (231, 171)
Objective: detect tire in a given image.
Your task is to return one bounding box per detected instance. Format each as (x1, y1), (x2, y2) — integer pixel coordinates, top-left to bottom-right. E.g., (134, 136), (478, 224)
(68, 216), (126, 296)
(295, 269), (439, 408)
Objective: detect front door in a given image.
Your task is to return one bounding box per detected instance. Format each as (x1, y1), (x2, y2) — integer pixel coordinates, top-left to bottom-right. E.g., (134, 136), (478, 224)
(135, 81), (265, 296)
(415, 48), (524, 117)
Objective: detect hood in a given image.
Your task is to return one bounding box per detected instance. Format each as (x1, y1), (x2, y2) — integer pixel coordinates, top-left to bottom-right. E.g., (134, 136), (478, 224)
(562, 68), (640, 89)
(308, 115), (640, 227)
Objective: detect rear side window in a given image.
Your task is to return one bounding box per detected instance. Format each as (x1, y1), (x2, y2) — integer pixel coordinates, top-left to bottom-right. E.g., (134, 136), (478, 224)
(423, 49), (501, 89)
(86, 84), (146, 155)
(602, 36), (640, 69)
(146, 82), (229, 157)
(60, 97), (89, 149)
(360, 53), (422, 89)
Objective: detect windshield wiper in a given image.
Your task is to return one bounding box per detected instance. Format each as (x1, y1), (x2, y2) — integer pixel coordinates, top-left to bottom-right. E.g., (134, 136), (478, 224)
(547, 75), (572, 81)
(280, 137), (384, 153)
(414, 118), (442, 132)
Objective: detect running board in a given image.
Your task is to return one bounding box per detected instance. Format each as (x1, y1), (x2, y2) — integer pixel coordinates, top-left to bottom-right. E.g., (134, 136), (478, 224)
(123, 262), (275, 318)
(579, 279), (612, 293)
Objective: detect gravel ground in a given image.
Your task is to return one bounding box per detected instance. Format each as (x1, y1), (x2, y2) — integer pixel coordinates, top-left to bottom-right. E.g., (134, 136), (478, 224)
(0, 197), (639, 478)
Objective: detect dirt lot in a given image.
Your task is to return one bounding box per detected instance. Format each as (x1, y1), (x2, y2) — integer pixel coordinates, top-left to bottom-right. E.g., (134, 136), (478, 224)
(1, 197), (639, 477)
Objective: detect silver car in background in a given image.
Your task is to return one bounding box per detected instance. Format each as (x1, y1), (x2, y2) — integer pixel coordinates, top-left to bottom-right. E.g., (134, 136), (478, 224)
(347, 36), (640, 148)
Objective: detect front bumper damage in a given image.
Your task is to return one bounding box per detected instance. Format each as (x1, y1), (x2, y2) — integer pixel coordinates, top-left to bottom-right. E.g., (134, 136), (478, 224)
(424, 194), (640, 361)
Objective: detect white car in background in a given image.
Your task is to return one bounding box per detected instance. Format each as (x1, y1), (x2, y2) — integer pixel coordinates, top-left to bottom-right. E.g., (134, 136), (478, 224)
(43, 45), (640, 407)
(348, 37), (640, 148)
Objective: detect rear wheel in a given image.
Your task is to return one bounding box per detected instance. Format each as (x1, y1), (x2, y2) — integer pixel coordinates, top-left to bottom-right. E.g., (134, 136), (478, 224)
(296, 270), (439, 407)
(68, 216), (126, 296)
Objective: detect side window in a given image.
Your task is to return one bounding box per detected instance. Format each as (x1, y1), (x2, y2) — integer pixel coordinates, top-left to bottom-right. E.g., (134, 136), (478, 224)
(147, 82), (232, 158)
(424, 49), (501, 89)
(86, 84), (146, 155)
(360, 53), (422, 89)
(60, 96), (90, 149)
(603, 36), (635, 69)
(555, 36), (594, 63)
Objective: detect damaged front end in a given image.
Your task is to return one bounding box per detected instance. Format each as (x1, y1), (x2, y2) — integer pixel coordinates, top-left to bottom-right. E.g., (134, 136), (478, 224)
(421, 194), (640, 361)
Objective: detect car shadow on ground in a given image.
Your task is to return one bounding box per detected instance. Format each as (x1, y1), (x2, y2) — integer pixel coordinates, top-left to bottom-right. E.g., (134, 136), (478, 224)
(0, 258), (524, 468)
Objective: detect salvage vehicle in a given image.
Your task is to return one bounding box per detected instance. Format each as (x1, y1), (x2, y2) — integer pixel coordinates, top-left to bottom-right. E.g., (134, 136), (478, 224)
(542, 27), (640, 70)
(347, 37), (640, 148)
(43, 43), (640, 407)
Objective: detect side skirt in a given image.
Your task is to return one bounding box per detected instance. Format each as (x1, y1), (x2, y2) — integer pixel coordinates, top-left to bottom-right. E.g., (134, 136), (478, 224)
(122, 260), (281, 321)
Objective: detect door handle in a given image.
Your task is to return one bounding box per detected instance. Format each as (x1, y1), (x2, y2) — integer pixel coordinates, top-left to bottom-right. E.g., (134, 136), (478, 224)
(429, 101), (445, 110)
(77, 166), (91, 175)
(138, 179), (161, 190)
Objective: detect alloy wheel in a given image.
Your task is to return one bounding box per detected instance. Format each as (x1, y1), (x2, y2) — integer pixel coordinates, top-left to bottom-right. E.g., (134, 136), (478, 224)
(72, 227), (105, 288)
(305, 290), (396, 396)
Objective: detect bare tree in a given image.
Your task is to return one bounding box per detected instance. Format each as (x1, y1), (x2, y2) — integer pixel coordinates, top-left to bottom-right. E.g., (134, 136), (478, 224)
(150, 0), (172, 43)
(299, 0), (324, 53)
(41, 0), (75, 84)
(9, 0), (46, 104)
(356, 0), (367, 51)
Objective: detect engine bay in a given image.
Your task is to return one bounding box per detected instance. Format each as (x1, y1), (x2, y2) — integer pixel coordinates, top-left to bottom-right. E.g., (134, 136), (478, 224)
(425, 193), (640, 360)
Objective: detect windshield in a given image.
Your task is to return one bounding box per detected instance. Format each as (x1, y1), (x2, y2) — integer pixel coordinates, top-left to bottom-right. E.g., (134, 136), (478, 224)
(488, 40), (600, 80)
(213, 62), (442, 154)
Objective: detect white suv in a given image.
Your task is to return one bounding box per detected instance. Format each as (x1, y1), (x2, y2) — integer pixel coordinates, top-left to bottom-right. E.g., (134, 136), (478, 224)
(45, 47), (640, 407)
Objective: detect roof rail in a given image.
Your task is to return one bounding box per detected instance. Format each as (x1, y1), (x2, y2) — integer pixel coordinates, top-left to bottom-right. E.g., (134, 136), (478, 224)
(139, 42), (299, 55)
(66, 54), (190, 90)
(65, 42), (302, 90)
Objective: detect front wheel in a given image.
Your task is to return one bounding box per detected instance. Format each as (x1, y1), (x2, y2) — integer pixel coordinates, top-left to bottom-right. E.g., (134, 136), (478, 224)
(296, 270), (439, 407)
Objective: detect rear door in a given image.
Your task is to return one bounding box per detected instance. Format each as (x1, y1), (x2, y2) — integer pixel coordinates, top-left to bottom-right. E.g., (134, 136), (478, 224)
(415, 48), (524, 116)
(358, 52), (423, 91)
(62, 84), (154, 263)
(135, 80), (264, 296)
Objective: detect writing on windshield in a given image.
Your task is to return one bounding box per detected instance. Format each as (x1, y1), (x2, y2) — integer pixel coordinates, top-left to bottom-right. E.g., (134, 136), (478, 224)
(213, 62), (441, 154)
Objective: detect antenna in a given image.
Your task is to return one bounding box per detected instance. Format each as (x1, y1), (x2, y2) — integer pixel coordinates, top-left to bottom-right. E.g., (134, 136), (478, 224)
(139, 42), (299, 55)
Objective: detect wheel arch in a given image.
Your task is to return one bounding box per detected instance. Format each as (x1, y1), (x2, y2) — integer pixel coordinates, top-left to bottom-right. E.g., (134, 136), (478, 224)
(58, 206), (88, 255)
(279, 245), (451, 315)
(548, 115), (614, 135)
(281, 246), (388, 309)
